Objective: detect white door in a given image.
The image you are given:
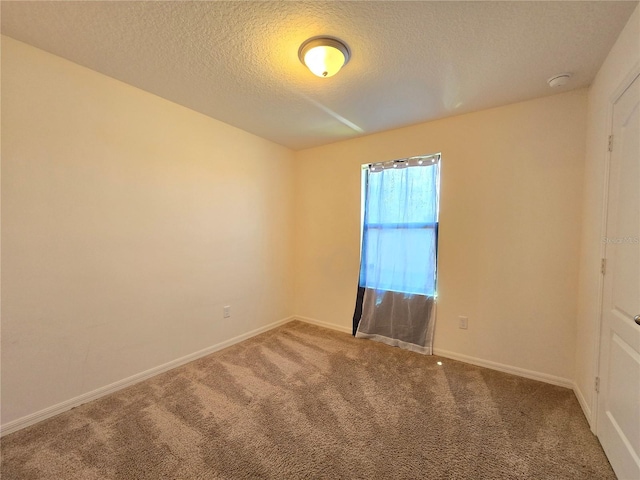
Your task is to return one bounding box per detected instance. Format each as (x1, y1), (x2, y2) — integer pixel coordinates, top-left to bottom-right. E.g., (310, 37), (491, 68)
(597, 72), (640, 480)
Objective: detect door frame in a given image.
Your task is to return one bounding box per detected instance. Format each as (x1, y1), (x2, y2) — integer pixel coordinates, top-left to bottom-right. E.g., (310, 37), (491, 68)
(591, 60), (640, 435)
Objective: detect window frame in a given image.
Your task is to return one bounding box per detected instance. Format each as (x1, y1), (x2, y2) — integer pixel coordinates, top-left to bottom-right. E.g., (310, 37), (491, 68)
(359, 154), (441, 297)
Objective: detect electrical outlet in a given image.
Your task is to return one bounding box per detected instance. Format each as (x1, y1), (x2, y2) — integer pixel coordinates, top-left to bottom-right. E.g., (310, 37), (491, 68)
(459, 316), (468, 329)
(223, 305), (231, 318)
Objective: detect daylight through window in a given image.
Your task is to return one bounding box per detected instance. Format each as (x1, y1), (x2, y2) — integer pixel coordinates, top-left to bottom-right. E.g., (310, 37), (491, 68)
(359, 155), (440, 296)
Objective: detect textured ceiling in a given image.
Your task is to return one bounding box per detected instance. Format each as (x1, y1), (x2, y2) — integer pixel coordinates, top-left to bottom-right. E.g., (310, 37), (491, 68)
(1, 1), (638, 150)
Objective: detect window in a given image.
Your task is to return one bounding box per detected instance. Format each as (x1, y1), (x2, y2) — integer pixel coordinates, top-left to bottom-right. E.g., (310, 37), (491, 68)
(359, 155), (440, 297)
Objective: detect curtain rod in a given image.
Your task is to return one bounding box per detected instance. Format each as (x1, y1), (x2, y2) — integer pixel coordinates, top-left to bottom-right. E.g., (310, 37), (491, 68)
(366, 153), (441, 170)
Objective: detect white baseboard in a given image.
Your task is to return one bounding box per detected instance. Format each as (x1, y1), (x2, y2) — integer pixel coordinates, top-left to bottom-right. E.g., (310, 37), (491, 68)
(0, 316), (295, 437)
(2, 317), (580, 437)
(432, 348), (574, 389)
(294, 318), (574, 390)
(294, 315), (352, 334)
(573, 382), (593, 429)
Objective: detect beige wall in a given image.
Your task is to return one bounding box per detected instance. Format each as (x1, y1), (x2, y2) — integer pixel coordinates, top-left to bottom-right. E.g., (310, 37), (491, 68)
(575, 5), (640, 428)
(1, 37), (295, 425)
(294, 90), (588, 382)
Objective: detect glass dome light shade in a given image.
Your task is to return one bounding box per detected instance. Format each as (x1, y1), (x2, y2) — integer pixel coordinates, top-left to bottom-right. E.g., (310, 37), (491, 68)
(299, 37), (351, 78)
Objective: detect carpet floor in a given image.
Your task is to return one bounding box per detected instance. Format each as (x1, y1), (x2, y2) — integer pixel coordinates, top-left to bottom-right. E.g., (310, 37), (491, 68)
(1, 321), (614, 479)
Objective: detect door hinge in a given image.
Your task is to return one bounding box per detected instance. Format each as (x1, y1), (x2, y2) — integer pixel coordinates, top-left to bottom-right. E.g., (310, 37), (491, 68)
(601, 258), (606, 275)
(595, 376), (600, 393)
(608, 135), (613, 152)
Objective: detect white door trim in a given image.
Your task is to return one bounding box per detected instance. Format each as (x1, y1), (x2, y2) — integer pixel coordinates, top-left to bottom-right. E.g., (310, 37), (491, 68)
(591, 60), (640, 435)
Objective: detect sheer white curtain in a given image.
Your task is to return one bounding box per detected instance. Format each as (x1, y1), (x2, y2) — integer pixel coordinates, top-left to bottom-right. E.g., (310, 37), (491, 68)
(354, 155), (440, 354)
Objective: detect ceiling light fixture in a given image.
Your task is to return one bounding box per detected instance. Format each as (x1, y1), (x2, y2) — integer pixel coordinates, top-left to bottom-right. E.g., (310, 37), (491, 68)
(299, 36), (351, 78)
